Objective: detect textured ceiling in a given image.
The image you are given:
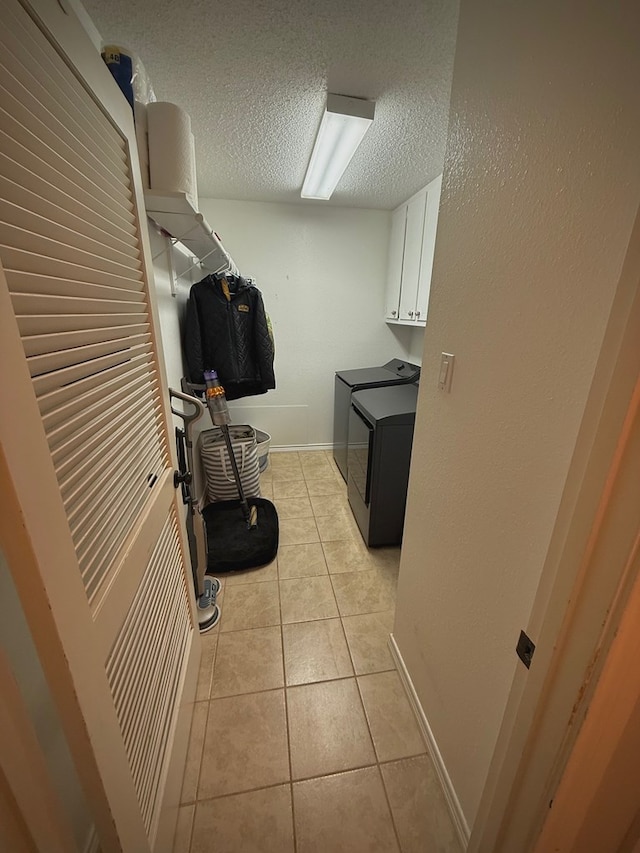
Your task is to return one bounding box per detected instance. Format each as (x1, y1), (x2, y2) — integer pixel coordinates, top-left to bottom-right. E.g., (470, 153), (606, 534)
(83, 0), (459, 209)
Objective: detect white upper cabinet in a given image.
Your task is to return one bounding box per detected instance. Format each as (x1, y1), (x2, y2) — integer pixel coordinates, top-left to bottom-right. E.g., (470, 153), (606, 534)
(415, 174), (442, 322)
(399, 189), (427, 321)
(384, 205), (407, 320)
(385, 174), (442, 326)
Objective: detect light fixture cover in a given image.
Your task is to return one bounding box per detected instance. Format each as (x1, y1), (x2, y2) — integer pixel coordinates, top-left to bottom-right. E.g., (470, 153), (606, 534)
(301, 94), (375, 200)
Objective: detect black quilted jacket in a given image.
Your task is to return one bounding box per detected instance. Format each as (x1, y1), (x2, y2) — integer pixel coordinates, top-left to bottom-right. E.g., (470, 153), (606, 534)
(184, 274), (276, 400)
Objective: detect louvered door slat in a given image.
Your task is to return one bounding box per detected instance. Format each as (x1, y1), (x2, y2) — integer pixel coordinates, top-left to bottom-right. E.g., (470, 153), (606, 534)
(0, 176), (141, 259)
(47, 368), (152, 448)
(82, 476), (165, 599)
(9, 269), (145, 301)
(11, 292), (144, 317)
(58, 414), (163, 522)
(0, 123), (134, 222)
(0, 17), (127, 174)
(0, 147), (136, 236)
(2, 246), (143, 290)
(73, 447), (163, 561)
(65, 436), (163, 538)
(67, 441), (164, 540)
(37, 353), (155, 417)
(30, 343), (153, 396)
(56, 399), (161, 487)
(23, 323), (149, 358)
(0, 216), (141, 275)
(55, 410), (162, 504)
(0, 70), (132, 202)
(0, 98), (132, 211)
(130, 573), (183, 746)
(142, 609), (190, 830)
(0, 222), (142, 279)
(51, 378), (156, 467)
(27, 331), (150, 375)
(83, 509), (146, 599)
(3, 1), (127, 164)
(141, 618), (188, 824)
(1, 198), (141, 266)
(19, 313), (147, 337)
(130, 568), (184, 792)
(43, 364), (152, 434)
(106, 512), (191, 832)
(115, 536), (179, 725)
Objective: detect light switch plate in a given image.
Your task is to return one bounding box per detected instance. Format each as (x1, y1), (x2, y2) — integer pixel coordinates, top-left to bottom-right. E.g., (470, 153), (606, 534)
(438, 353), (455, 392)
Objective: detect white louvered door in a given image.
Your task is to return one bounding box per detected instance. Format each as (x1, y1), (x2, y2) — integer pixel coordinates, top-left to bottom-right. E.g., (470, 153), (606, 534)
(0, 1), (199, 851)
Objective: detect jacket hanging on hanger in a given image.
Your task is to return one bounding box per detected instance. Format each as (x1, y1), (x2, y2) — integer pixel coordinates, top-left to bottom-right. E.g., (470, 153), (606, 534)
(184, 273), (276, 400)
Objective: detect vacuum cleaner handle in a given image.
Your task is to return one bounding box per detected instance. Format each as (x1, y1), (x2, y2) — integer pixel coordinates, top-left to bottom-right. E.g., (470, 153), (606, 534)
(169, 387), (207, 431)
(169, 387), (209, 597)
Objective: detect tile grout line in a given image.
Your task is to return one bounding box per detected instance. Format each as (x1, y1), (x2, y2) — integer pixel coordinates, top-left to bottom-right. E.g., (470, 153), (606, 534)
(185, 577), (227, 851)
(282, 477), (409, 847)
(378, 762), (409, 853)
(277, 554), (299, 853)
(314, 470), (406, 849)
(189, 666), (399, 706)
(354, 669), (406, 852)
(185, 801), (195, 853)
(188, 690), (210, 852)
(181, 753), (427, 808)
(187, 460), (405, 849)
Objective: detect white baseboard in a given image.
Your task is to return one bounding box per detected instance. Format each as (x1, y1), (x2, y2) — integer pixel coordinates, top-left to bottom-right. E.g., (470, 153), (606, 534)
(270, 443), (333, 453)
(389, 633), (470, 849)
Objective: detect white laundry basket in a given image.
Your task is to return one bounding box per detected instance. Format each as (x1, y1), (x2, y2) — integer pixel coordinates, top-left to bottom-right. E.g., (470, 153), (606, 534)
(198, 425), (261, 502)
(255, 429), (271, 472)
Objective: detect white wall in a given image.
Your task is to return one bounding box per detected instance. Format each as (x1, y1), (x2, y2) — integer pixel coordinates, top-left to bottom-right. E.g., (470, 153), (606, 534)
(149, 226), (197, 395)
(0, 550), (92, 850)
(198, 199), (415, 446)
(405, 327), (425, 366)
(394, 0), (640, 830)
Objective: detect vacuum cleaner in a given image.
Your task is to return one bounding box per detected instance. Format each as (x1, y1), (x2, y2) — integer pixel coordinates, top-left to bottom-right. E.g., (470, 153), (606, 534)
(170, 372), (278, 632)
(170, 387), (221, 633)
(199, 370), (279, 573)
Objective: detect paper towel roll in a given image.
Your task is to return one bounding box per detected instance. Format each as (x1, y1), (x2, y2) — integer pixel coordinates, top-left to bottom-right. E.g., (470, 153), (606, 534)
(147, 101), (196, 200)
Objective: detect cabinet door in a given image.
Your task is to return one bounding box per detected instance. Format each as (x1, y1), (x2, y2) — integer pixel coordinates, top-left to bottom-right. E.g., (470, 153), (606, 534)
(398, 190), (427, 320)
(385, 205), (407, 320)
(415, 174), (443, 324)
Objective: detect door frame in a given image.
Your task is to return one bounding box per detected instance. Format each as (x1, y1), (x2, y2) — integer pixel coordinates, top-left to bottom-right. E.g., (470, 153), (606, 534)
(533, 522), (640, 853)
(469, 203), (640, 852)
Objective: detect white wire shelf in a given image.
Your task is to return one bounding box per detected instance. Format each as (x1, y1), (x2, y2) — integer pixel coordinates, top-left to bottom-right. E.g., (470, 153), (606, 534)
(144, 190), (238, 275)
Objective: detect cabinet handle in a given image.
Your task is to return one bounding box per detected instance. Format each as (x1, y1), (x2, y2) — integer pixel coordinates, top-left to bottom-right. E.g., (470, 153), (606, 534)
(416, 310), (421, 318)
(391, 310), (397, 317)
(408, 311), (414, 318)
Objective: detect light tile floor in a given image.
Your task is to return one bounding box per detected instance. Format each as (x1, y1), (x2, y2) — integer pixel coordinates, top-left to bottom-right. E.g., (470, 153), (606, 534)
(174, 450), (461, 853)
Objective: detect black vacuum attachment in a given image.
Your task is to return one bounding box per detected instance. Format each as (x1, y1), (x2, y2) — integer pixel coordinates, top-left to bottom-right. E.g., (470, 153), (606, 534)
(203, 498), (279, 573)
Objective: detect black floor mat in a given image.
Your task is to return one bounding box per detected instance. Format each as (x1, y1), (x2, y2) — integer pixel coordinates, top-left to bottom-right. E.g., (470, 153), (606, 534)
(202, 497), (279, 573)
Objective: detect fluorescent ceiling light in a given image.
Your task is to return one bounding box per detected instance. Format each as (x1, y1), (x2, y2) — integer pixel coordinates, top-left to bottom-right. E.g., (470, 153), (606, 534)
(301, 94), (375, 200)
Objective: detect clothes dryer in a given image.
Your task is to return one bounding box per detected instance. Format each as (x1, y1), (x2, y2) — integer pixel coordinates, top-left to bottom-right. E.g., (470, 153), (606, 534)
(333, 359), (420, 481)
(347, 382), (419, 547)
